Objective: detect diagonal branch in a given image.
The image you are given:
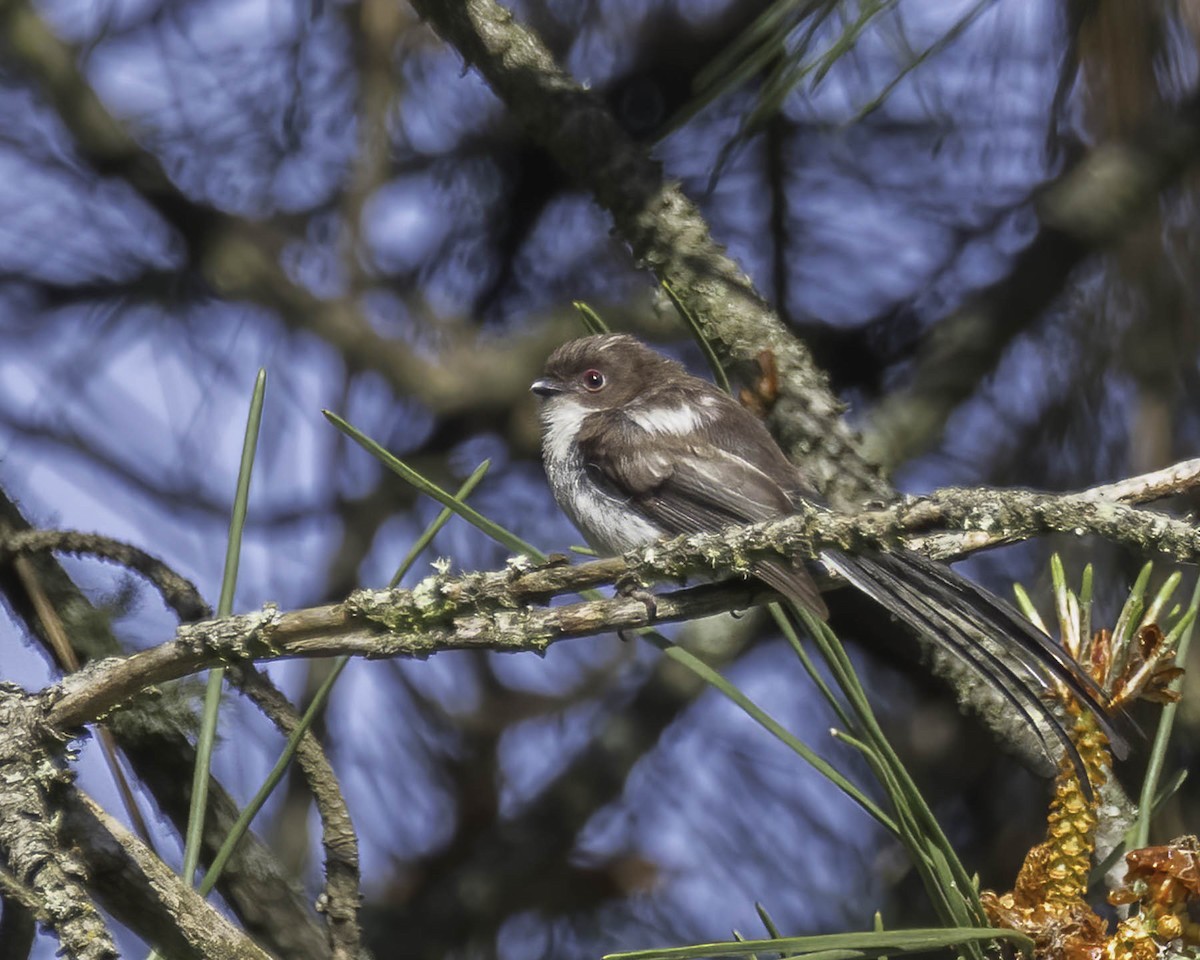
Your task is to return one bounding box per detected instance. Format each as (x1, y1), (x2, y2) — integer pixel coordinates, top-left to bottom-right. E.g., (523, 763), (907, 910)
(60, 790), (273, 960)
(0, 488), (332, 960)
(405, 0), (888, 506)
(861, 91), (1200, 470)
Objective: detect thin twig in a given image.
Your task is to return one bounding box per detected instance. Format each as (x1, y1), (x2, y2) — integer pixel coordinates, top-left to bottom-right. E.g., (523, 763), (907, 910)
(229, 667), (362, 960)
(13, 556), (157, 848)
(0, 529), (210, 621)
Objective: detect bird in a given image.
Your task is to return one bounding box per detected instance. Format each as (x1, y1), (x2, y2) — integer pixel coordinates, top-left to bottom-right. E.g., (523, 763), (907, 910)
(529, 332), (1126, 774)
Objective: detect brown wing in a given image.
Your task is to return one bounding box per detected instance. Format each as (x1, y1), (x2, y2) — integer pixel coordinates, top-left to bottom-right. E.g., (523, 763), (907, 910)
(577, 412), (828, 618)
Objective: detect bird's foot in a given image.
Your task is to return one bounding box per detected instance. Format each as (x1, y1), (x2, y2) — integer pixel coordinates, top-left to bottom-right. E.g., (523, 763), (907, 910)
(615, 577), (658, 642)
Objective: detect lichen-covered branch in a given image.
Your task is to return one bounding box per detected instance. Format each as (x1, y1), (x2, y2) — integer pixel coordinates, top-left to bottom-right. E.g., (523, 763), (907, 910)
(1, 513), (360, 956)
(0, 487), (332, 960)
(42, 458), (1200, 733)
(0, 688), (118, 959)
(4, 463), (1198, 955)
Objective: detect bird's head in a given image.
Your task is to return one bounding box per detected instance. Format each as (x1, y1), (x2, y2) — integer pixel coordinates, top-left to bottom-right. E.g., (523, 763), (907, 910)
(530, 334), (681, 413)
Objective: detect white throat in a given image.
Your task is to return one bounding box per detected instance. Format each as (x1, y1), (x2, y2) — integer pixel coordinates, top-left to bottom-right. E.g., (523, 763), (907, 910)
(540, 397), (590, 472)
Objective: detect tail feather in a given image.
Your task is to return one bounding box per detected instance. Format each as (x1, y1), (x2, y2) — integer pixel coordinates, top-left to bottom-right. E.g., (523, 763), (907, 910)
(820, 549), (1130, 791)
(890, 553), (1116, 714)
(822, 552), (1067, 760)
(754, 558), (829, 621)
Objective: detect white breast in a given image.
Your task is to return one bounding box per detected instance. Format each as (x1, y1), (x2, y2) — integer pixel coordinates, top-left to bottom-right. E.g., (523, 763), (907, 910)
(539, 399), (662, 554)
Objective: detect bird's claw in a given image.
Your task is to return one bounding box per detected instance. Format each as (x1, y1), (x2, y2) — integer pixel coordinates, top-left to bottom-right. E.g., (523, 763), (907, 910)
(615, 576), (658, 620)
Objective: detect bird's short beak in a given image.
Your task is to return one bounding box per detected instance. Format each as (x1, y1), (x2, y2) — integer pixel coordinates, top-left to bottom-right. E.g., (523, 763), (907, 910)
(530, 378), (564, 398)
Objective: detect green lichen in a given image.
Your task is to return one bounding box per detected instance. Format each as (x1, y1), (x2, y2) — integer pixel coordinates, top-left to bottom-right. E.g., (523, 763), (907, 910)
(725, 540), (752, 577)
(348, 578), (456, 632)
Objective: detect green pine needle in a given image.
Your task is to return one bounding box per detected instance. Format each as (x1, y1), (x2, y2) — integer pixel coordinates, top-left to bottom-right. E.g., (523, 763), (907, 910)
(324, 411), (544, 561)
(1133, 574), (1200, 848)
(573, 300), (612, 335)
(182, 368), (266, 882)
(152, 369), (266, 960)
(196, 461), (492, 897)
(661, 281), (731, 395)
(603, 926), (1032, 960)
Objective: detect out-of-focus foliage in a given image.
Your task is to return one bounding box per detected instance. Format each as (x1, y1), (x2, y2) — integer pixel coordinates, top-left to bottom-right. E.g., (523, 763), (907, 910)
(2, 0), (1200, 957)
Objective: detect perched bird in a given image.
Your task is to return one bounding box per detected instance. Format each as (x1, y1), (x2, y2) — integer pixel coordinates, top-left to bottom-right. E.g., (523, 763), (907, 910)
(530, 333), (1125, 771)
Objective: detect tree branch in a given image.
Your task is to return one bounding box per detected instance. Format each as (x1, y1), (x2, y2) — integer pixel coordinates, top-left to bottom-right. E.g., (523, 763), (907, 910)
(0, 868), (39, 959)
(0, 488), (332, 960)
(0, 688), (117, 959)
(0, 528), (210, 621)
(60, 790), (273, 960)
(229, 667), (363, 960)
(41, 458), (1200, 733)
(0, 0), (575, 423)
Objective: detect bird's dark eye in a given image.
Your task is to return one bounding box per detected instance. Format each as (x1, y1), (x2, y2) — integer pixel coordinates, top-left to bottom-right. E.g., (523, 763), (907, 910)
(582, 369), (605, 391)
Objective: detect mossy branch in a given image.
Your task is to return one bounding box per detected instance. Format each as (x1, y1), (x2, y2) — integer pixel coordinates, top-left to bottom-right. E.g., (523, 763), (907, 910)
(36, 456), (1200, 732)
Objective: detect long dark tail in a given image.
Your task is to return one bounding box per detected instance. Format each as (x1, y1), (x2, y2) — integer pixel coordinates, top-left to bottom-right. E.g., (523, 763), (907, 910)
(819, 549), (1130, 789)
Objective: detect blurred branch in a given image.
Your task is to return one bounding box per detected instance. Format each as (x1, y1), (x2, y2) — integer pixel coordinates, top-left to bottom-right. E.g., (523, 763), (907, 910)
(338, 0), (410, 298)
(862, 90), (1200, 471)
(373, 613), (762, 958)
(108, 719), (334, 960)
(405, 0), (890, 506)
(60, 791), (272, 960)
(0, 883), (35, 960)
(0, 881), (37, 960)
(0, 0), (570, 418)
(42, 455), (1200, 732)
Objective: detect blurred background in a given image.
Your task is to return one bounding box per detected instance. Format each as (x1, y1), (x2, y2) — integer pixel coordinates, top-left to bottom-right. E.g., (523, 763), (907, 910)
(2, 0), (1199, 957)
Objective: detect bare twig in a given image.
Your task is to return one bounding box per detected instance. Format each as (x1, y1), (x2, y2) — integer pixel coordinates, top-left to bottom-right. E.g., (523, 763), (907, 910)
(230, 668), (363, 960)
(12, 555), (156, 847)
(0, 529), (210, 621)
(1085, 456), (1200, 503)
